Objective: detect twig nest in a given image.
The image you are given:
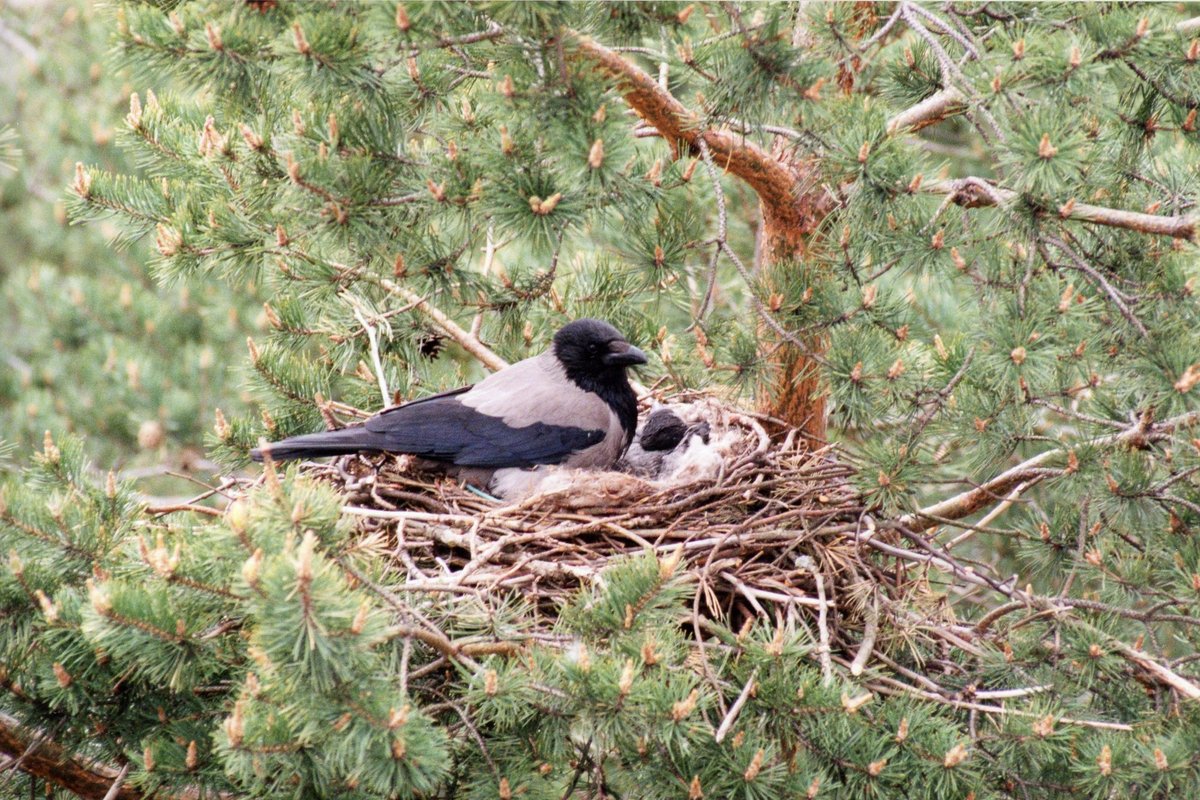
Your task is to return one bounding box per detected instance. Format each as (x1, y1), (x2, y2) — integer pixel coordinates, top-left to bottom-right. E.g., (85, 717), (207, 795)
(317, 391), (871, 644)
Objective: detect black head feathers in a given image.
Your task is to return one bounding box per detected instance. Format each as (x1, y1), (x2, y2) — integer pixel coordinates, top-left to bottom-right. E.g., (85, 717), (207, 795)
(552, 319), (644, 448)
(552, 319), (647, 374)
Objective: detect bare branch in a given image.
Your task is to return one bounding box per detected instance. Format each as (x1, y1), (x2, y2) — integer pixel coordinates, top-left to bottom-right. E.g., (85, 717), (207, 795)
(902, 408), (1200, 532)
(889, 12), (1200, 134)
(1038, 235), (1150, 337)
(1179, 17), (1200, 34)
(899, 4), (1004, 143)
(714, 668), (758, 743)
(344, 294), (393, 406)
(905, 3), (980, 60)
(1115, 642), (1200, 700)
(886, 87), (964, 135)
(858, 4), (904, 52)
(921, 178), (1197, 239)
(101, 764), (131, 800)
(872, 683), (1134, 731)
(380, 280), (509, 372)
(0, 18), (38, 65)
(943, 481), (1029, 551)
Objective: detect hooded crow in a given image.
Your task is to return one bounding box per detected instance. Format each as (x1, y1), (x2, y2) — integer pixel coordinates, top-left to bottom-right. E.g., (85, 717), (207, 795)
(250, 319), (647, 489)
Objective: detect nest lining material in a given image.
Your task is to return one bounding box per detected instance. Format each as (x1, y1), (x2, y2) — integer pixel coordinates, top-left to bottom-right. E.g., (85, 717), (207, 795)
(314, 394), (869, 627)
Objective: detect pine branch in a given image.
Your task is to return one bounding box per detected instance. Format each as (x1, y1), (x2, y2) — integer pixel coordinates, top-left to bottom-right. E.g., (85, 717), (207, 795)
(921, 178), (1197, 239)
(569, 33), (813, 233)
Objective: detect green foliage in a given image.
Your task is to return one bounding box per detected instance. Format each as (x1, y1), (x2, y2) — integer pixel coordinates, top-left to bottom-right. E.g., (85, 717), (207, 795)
(0, 453), (1129, 800)
(5, 1), (1200, 798)
(0, 3), (255, 481)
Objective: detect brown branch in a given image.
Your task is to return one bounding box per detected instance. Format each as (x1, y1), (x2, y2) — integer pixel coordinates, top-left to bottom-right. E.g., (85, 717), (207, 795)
(0, 713), (142, 800)
(0, 713), (227, 800)
(569, 32), (813, 234)
(570, 30), (831, 442)
(921, 178), (1197, 239)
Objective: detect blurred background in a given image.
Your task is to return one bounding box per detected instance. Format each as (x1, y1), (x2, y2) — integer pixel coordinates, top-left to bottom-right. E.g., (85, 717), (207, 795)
(0, 0), (255, 499)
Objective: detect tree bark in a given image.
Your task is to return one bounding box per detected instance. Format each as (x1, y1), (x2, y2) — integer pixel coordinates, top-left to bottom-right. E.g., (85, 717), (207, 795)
(759, 206), (827, 440)
(0, 713), (143, 800)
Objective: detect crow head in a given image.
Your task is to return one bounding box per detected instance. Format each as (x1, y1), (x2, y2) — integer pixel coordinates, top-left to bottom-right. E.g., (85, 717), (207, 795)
(553, 319), (647, 379)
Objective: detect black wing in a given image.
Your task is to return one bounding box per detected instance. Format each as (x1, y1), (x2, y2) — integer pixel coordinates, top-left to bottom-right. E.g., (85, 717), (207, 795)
(365, 390), (604, 468)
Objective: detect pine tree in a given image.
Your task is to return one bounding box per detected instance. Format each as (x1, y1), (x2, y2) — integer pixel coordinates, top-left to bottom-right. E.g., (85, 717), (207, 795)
(5, 2), (1200, 798)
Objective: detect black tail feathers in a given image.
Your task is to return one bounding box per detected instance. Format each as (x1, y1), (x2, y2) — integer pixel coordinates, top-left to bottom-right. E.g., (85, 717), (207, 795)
(250, 426), (385, 462)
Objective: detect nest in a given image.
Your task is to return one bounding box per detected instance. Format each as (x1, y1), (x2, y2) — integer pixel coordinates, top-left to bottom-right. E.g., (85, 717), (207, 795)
(309, 393), (881, 643)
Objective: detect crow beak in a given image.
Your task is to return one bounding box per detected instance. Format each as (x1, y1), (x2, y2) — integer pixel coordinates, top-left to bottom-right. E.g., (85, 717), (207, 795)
(603, 341), (648, 367)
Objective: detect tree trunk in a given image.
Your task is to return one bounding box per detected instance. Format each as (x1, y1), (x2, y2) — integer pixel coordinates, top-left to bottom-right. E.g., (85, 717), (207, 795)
(759, 204), (827, 443)
(572, 34), (832, 443)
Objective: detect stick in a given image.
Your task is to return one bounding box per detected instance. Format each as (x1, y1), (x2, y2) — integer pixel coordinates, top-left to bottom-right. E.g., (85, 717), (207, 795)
(380, 280), (509, 372)
(869, 684), (1134, 731)
(714, 669), (758, 743)
(921, 177), (1196, 239)
(101, 764), (131, 800)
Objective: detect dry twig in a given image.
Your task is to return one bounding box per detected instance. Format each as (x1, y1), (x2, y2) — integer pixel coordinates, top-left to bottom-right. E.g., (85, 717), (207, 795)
(380, 280), (509, 372)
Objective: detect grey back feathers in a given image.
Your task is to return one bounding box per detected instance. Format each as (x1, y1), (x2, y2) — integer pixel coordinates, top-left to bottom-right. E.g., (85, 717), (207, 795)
(455, 352), (629, 468)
